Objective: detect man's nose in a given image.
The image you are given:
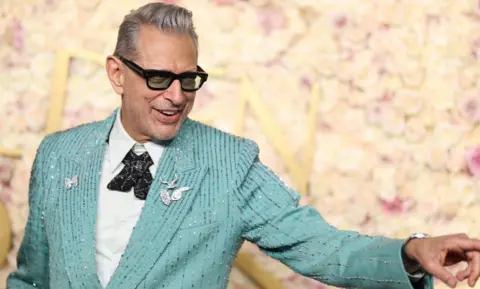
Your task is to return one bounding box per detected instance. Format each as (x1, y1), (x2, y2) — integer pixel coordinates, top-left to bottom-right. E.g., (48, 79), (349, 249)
(164, 80), (184, 105)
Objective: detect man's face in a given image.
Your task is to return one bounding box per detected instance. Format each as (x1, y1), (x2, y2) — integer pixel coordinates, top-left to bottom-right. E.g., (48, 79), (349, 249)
(110, 25), (198, 142)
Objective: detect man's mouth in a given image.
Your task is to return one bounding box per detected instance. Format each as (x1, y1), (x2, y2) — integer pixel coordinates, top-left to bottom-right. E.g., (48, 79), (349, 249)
(159, 110), (178, 116)
(152, 108), (183, 123)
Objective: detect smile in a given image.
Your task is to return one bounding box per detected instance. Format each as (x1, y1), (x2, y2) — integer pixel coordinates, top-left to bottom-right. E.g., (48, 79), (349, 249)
(153, 108), (182, 123)
(160, 110), (178, 116)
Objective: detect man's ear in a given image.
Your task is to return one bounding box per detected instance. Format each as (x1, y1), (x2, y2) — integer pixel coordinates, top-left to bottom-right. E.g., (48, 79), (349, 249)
(106, 55), (124, 95)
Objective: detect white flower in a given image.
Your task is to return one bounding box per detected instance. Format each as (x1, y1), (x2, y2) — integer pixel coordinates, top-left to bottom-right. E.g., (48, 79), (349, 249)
(335, 147), (368, 175)
(8, 68), (33, 93)
(404, 117), (427, 143)
(408, 171), (440, 202)
(458, 64), (480, 89)
(372, 166), (397, 202)
(394, 56), (425, 88)
(433, 122), (469, 149)
(446, 145), (467, 173)
(426, 145), (448, 171)
(338, 108), (367, 133)
(450, 176), (479, 207)
(381, 110), (406, 136)
(360, 127), (384, 144)
(318, 79), (342, 113)
(398, 154), (425, 181)
(394, 89), (424, 116)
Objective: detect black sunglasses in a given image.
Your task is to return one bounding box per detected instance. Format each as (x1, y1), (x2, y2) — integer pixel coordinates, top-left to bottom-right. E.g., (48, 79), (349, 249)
(118, 56), (208, 92)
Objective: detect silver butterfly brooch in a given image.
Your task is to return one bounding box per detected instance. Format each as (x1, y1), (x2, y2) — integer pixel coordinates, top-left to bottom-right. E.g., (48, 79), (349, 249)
(65, 176), (78, 189)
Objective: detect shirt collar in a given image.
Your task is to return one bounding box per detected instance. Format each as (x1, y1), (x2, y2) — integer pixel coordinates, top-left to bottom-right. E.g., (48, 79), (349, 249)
(107, 108), (165, 172)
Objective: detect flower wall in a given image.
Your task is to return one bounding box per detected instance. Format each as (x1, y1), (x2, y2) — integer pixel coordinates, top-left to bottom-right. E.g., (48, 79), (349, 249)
(1, 0), (480, 288)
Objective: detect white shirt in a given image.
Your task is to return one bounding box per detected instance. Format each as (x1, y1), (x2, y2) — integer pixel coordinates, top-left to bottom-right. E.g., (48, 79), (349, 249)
(95, 110), (165, 287)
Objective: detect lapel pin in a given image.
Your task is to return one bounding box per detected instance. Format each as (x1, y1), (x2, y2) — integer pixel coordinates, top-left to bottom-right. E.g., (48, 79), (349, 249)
(65, 176), (78, 189)
(171, 187), (190, 201)
(160, 190), (171, 206)
(160, 187), (191, 206)
(161, 174), (178, 189)
(160, 175), (191, 206)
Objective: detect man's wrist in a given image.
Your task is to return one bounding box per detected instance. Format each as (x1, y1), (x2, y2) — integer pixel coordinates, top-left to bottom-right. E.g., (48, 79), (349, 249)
(402, 239), (422, 272)
(401, 233), (430, 278)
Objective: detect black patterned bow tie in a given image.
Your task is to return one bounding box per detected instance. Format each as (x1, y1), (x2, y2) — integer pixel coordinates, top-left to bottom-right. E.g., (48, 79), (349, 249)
(107, 148), (154, 200)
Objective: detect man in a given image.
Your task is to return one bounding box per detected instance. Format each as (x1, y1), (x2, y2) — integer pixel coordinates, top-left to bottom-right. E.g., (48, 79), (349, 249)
(6, 3), (480, 289)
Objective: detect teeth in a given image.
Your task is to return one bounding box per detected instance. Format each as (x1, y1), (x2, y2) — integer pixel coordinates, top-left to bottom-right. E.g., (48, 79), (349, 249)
(161, 111), (176, 116)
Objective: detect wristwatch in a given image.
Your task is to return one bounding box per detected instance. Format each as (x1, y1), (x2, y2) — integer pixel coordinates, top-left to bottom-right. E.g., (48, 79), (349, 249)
(401, 233), (430, 277)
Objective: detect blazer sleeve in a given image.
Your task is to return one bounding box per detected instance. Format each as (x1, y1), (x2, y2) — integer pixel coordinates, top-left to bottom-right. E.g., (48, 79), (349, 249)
(7, 138), (51, 289)
(233, 141), (433, 289)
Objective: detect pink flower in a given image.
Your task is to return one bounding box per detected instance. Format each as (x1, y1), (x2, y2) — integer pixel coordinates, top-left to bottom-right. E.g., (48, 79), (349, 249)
(366, 102), (392, 125)
(379, 196), (415, 216)
(299, 75), (313, 91)
(372, 53), (391, 76)
(458, 92), (480, 123)
(359, 214), (372, 227)
(316, 121), (332, 132)
(257, 8), (286, 35)
(465, 146), (480, 177)
(378, 90), (395, 102)
(0, 159), (14, 205)
(333, 14), (348, 29)
(0, 183), (12, 205)
(8, 18), (25, 54)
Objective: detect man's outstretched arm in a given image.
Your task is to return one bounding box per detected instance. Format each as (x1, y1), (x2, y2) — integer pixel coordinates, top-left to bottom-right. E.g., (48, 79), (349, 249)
(232, 140), (432, 289)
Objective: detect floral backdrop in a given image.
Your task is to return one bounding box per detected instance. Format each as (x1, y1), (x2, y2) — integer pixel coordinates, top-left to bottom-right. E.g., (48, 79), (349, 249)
(1, 0), (480, 288)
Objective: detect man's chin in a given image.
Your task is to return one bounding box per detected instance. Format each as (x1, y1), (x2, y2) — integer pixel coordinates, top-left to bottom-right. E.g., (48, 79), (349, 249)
(152, 126), (180, 142)
(150, 116), (187, 141)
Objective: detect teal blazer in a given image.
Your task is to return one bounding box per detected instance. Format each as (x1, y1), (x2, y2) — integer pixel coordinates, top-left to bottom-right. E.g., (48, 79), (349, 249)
(7, 110), (433, 289)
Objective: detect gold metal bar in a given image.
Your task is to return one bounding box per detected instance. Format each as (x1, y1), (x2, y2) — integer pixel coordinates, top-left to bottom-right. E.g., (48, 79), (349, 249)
(46, 50), (71, 134)
(234, 252), (285, 289)
(0, 147), (22, 158)
(0, 202), (12, 267)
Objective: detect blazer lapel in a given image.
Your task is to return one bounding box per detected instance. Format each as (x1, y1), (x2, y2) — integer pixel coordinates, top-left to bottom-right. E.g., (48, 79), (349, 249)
(56, 112), (116, 289)
(106, 119), (208, 289)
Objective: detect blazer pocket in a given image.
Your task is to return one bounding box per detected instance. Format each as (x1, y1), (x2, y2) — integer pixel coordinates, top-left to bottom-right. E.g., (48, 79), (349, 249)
(179, 207), (219, 230)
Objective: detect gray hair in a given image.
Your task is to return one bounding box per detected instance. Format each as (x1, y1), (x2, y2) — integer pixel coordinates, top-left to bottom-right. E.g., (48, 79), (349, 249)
(113, 3), (198, 59)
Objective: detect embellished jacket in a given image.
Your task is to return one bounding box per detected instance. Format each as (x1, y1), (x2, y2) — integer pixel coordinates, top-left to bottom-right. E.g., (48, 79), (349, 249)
(7, 110), (433, 289)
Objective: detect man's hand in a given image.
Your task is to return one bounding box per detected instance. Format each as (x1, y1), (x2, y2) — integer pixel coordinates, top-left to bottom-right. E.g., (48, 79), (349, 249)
(404, 233), (480, 288)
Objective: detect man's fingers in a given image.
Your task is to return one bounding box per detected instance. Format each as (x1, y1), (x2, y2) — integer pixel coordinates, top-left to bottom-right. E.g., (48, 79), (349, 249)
(454, 238), (480, 251)
(451, 233), (470, 240)
(467, 252), (480, 287)
(457, 266), (471, 281)
(424, 261), (457, 288)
